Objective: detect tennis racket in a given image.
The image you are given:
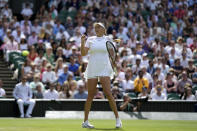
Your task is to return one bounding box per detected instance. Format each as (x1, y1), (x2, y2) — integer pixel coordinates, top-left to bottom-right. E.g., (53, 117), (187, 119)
(106, 41), (118, 75)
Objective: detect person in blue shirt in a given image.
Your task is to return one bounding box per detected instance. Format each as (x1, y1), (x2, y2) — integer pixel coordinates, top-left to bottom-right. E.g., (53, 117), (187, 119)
(68, 56), (79, 76)
(58, 65), (73, 85)
(73, 82), (88, 99)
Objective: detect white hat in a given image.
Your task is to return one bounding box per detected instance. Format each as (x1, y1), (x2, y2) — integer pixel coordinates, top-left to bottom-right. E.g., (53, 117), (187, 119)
(142, 53), (147, 57)
(94, 22), (105, 29)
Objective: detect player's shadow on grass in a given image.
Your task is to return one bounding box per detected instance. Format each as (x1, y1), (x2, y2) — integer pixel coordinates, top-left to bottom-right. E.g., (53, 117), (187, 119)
(88, 128), (125, 131)
(125, 111), (148, 119)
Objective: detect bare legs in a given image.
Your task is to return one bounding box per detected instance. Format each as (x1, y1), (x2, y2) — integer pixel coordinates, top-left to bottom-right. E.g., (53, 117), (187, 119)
(84, 76), (119, 122)
(100, 77), (119, 118)
(84, 78), (98, 122)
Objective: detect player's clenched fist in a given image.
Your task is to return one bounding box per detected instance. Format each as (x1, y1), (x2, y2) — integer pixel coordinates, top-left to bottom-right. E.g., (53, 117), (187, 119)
(81, 35), (87, 44)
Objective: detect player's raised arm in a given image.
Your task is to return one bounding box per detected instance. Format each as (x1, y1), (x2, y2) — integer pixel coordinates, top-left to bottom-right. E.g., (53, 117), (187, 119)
(80, 35), (89, 56)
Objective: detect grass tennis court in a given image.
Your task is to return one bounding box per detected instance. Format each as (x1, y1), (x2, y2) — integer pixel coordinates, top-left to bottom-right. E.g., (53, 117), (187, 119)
(0, 119), (196, 131)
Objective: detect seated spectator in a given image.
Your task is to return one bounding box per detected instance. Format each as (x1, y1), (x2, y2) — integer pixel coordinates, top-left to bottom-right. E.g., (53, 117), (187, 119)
(73, 83), (88, 99)
(55, 47), (66, 62)
(44, 46), (55, 66)
(132, 57), (141, 76)
(28, 31), (38, 46)
(21, 3), (33, 19)
(182, 87), (196, 101)
(186, 59), (196, 79)
(177, 71), (192, 96)
(192, 68), (197, 86)
(43, 83), (59, 99)
(54, 57), (64, 77)
(155, 66), (165, 82)
(147, 60), (155, 76)
(69, 80), (78, 96)
(0, 80), (6, 98)
(59, 82), (71, 99)
(112, 86), (123, 99)
(94, 87), (105, 99)
(42, 63), (57, 84)
(33, 84), (44, 99)
(172, 58), (183, 77)
(13, 76), (35, 118)
(118, 94), (140, 112)
(19, 35), (28, 51)
(121, 73), (134, 93)
(34, 50), (45, 70)
(142, 66), (153, 91)
(151, 85), (167, 101)
(138, 87), (148, 98)
(21, 58), (32, 78)
(3, 34), (19, 62)
(56, 82), (61, 93)
(134, 70), (149, 94)
(164, 72), (177, 93)
(68, 56), (79, 76)
(28, 46), (38, 62)
(29, 74), (45, 93)
(58, 64), (73, 85)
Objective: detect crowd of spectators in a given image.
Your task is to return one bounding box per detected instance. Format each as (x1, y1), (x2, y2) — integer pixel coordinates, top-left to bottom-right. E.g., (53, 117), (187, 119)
(0, 0), (197, 101)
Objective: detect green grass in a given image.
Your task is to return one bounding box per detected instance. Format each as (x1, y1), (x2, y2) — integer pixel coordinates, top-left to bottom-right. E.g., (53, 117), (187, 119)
(0, 119), (196, 131)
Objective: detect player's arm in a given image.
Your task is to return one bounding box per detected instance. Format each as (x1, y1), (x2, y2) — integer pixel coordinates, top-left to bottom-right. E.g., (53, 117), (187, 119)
(81, 35), (89, 56)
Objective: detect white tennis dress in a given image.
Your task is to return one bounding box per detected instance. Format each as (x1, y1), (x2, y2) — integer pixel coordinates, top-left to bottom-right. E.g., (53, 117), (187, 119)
(84, 35), (114, 79)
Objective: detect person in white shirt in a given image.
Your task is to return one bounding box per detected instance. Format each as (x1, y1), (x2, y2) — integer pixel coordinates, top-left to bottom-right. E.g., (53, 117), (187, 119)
(151, 85), (167, 101)
(21, 3), (33, 19)
(42, 64), (57, 84)
(28, 31), (38, 46)
(43, 83), (59, 99)
(0, 80), (6, 97)
(121, 74), (134, 93)
(182, 87), (196, 101)
(13, 76), (36, 118)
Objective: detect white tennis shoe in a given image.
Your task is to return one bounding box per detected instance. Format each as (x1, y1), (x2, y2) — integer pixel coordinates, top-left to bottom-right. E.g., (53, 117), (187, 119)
(116, 118), (122, 128)
(82, 120), (94, 128)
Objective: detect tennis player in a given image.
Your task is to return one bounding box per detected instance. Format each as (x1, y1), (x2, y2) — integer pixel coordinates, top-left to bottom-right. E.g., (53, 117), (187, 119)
(81, 22), (122, 128)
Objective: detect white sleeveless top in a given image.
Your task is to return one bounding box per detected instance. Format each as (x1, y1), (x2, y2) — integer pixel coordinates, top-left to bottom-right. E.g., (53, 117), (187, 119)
(84, 36), (114, 79)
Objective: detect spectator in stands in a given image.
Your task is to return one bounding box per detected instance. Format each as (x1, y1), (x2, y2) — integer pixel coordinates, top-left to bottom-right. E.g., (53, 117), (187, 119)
(164, 72), (177, 93)
(112, 86), (123, 99)
(147, 60), (155, 76)
(21, 58), (32, 79)
(172, 58), (183, 77)
(4, 34), (19, 62)
(33, 84), (43, 99)
(121, 73), (134, 93)
(54, 57), (64, 77)
(118, 94), (140, 112)
(28, 46), (38, 62)
(134, 70), (149, 94)
(192, 68), (197, 86)
(30, 74), (45, 93)
(44, 46), (55, 66)
(177, 71), (192, 96)
(42, 63), (57, 84)
(73, 82), (88, 99)
(59, 82), (71, 99)
(21, 3), (33, 19)
(0, 79), (6, 98)
(58, 64), (73, 85)
(43, 83), (59, 99)
(68, 56), (79, 76)
(187, 59), (196, 79)
(138, 87), (148, 98)
(28, 31), (38, 47)
(94, 87), (105, 99)
(151, 85), (167, 101)
(13, 76), (35, 118)
(182, 86), (196, 101)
